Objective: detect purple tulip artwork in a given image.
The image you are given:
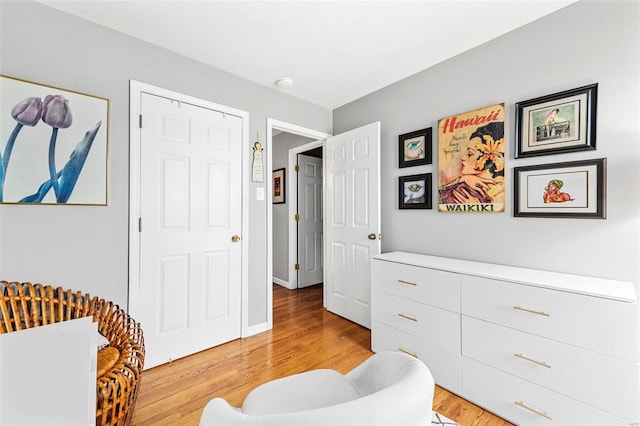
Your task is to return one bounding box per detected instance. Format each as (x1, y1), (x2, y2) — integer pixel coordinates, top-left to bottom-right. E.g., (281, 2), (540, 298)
(0, 75), (109, 205)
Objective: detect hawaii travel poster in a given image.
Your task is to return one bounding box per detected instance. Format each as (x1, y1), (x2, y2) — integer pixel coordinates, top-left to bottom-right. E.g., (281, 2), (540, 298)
(437, 103), (505, 213)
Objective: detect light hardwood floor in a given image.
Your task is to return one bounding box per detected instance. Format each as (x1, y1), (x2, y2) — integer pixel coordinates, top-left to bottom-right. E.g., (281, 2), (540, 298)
(132, 284), (512, 426)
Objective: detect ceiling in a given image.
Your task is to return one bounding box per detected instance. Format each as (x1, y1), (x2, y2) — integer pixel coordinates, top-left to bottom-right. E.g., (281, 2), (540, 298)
(35, 0), (577, 110)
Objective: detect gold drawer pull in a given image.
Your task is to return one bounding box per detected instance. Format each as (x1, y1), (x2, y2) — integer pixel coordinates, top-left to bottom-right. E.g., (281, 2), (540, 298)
(515, 401), (552, 420)
(398, 313), (417, 322)
(514, 353), (551, 369)
(398, 348), (418, 358)
(513, 306), (550, 317)
(398, 279), (417, 286)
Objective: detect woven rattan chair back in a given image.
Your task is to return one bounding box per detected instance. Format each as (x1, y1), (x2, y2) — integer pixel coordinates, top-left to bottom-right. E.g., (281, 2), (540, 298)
(0, 281), (145, 426)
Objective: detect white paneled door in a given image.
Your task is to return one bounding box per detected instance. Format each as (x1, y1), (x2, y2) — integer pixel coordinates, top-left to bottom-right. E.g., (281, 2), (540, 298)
(139, 93), (242, 368)
(325, 122), (380, 328)
(297, 154), (323, 288)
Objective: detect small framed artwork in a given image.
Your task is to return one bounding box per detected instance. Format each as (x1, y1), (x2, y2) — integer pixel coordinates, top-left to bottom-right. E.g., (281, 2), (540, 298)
(272, 168), (285, 204)
(515, 83), (597, 158)
(399, 127), (432, 168)
(514, 158), (606, 218)
(399, 173), (432, 209)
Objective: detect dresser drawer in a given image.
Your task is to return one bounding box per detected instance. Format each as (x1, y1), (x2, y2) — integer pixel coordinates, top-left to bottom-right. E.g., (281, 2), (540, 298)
(461, 275), (638, 361)
(462, 357), (630, 425)
(462, 316), (639, 420)
(372, 259), (460, 312)
(372, 291), (460, 352)
(372, 321), (461, 394)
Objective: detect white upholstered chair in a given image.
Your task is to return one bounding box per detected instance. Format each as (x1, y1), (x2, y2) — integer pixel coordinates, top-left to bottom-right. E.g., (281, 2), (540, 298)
(199, 351), (435, 426)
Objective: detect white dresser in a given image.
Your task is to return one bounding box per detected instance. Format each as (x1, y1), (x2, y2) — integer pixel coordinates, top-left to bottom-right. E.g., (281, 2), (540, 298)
(371, 251), (639, 425)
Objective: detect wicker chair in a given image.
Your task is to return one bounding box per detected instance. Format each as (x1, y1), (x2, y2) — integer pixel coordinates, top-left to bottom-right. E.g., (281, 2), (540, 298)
(0, 281), (145, 426)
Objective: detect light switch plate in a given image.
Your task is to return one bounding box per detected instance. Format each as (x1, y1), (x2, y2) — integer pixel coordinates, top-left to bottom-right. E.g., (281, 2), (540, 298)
(256, 187), (264, 200)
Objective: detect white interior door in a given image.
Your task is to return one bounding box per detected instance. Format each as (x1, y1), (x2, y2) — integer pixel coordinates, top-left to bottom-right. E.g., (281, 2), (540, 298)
(139, 93), (242, 368)
(325, 122), (380, 328)
(297, 153), (323, 288)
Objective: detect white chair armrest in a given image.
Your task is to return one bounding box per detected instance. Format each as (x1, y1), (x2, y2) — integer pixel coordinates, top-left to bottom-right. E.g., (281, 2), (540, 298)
(346, 351), (424, 395)
(199, 398), (246, 425)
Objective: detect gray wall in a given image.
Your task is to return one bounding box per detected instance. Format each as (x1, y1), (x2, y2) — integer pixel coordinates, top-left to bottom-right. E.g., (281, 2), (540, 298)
(0, 0), (331, 328)
(2, 0), (638, 332)
(334, 1), (640, 292)
(271, 132), (316, 285)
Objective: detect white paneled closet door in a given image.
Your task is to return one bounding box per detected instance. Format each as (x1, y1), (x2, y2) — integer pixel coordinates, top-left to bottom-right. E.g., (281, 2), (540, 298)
(138, 93), (242, 368)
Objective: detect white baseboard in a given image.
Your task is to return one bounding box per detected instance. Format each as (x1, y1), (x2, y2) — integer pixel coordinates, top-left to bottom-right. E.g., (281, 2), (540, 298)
(243, 322), (269, 337)
(273, 277), (293, 289)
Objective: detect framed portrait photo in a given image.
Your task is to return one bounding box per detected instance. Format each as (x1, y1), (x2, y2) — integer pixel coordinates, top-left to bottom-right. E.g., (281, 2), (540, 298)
(515, 83), (597, 158)
(399, 173), (432, 209)
(272, 168), (285, 204)
(399, 127), (432, 168)
(513, 158), (606, 219)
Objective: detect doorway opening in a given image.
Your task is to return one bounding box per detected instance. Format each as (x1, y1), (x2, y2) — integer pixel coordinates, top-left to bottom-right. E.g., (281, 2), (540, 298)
(271, 135), (323, 289)
(272, 132), (323, 290)
(266, 119), (330, 327)
(266, 119), (380, 330)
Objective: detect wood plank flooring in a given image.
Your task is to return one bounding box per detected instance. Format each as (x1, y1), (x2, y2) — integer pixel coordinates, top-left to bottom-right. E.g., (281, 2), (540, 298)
(132, 284), (512, 426)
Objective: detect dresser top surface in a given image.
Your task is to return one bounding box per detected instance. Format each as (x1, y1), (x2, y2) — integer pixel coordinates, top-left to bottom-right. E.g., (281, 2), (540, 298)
(373, 251), (637, 303)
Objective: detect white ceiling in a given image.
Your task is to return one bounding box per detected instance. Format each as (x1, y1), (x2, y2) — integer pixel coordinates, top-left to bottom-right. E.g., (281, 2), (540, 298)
(35, 0), (577, 109)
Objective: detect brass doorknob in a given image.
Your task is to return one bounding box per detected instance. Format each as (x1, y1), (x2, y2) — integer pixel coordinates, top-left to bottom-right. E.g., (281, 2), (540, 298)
(231, 235), (241, 243)
(368, 233), (377, 240)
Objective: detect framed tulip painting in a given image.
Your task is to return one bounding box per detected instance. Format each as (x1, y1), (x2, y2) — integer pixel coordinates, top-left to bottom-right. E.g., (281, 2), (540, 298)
(0, 75), (109, 205)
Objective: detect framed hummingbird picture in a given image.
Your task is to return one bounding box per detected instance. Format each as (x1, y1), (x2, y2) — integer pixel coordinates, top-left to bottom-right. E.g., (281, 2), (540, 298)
(399, 127), (432, 168)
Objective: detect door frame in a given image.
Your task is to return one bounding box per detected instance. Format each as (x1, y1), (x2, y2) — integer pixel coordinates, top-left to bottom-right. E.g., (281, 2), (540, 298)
(128, 80), (251, 336)
(266, 119), (330, 321)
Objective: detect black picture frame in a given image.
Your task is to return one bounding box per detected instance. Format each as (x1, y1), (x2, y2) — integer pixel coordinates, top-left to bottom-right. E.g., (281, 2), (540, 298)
(399, 127), (432, 168)
(272, 168), (285, 204)
(513, 158), (606, 218)
(399, 173), (432, 209)
(515, 83), (597, 158)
